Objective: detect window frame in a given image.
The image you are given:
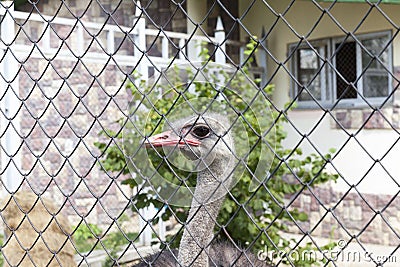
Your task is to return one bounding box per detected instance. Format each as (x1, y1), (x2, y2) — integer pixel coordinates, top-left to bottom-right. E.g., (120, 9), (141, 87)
(289, 30), (393, 109)
(290, 39), (332, 108)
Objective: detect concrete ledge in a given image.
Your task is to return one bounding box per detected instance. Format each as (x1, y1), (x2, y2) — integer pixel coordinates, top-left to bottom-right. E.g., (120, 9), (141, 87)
(74, 245), (158, 267)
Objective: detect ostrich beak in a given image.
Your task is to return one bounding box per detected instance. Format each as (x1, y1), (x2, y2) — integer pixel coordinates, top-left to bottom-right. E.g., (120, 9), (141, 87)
(144, 130), (201, 148)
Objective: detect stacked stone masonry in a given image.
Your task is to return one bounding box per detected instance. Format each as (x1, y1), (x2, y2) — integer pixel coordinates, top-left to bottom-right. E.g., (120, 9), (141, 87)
(289, 185), (400, 246)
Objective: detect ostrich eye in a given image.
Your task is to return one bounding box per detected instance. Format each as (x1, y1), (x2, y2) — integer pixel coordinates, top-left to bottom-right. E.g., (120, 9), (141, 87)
(191, 125), (210, 138)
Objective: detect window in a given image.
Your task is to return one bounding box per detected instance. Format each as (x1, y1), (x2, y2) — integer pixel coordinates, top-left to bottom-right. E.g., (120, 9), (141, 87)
(290, 31), (392, 108)
(294, 41), (329, 104)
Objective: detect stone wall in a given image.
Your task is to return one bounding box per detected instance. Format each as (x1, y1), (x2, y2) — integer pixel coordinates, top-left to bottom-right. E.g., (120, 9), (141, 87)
(13, 0), (140, 230)
(140, 0), (187, 32)
(18, 0), (187, 33)
(17, 0), (188, 60)
(18, 59), (133, 229)
(288, 185), (400, 246)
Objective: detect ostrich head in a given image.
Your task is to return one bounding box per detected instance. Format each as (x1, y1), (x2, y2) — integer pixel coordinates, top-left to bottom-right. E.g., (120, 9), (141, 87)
(144, 113), (235, 181)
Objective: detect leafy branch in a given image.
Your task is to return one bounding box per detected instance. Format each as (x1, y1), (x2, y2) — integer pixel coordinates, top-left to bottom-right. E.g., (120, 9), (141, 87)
(94, 38), (338, 266)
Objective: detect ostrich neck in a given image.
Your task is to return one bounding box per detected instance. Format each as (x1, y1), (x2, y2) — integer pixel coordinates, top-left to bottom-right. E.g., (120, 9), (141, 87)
(178, 155), (234, 267)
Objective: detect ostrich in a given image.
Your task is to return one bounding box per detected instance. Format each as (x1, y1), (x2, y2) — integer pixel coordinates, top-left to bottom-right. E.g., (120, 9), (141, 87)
(134, 113), (270, 267)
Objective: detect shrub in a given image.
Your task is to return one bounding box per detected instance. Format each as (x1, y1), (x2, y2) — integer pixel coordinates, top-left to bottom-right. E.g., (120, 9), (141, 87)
(95, 39), (338, 266)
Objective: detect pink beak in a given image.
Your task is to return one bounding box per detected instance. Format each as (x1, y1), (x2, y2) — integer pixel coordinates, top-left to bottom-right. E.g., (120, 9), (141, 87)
(144, 130), (201, 147)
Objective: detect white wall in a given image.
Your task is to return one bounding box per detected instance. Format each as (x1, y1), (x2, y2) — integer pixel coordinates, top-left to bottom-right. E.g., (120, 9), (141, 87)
(283, 110), (400, 194)
(239, 0), (400, 195)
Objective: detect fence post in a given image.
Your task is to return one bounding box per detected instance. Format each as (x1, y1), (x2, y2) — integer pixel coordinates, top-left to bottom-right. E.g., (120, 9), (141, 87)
(259, 27), (268, 87)
(133, 1), (148, 80)
(187, 39), (201, 61)
(162, 36), (169, 59)
(107, 30), (115, 54)
(158, 208), (165, 241)
(138, 205), (153, 246)
(77, 24), (84, 56)
(42, 21), (51, 51)
(186, 0), (206, 60)
(178, 38), (185, 60)
(133, 0), (153, 247)
(0, 1), (21, 194)
(214, 16), (225, 64)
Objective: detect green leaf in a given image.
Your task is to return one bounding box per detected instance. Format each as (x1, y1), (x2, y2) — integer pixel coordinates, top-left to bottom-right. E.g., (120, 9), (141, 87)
(298, 212), (309, 222)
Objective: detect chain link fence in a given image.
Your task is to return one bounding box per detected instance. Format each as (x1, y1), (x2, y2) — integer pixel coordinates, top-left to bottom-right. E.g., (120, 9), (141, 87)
(0, 0), (400, 266)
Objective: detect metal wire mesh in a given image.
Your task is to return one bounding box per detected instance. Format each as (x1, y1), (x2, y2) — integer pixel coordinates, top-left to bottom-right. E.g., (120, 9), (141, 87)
(0, 0), (400, 266)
